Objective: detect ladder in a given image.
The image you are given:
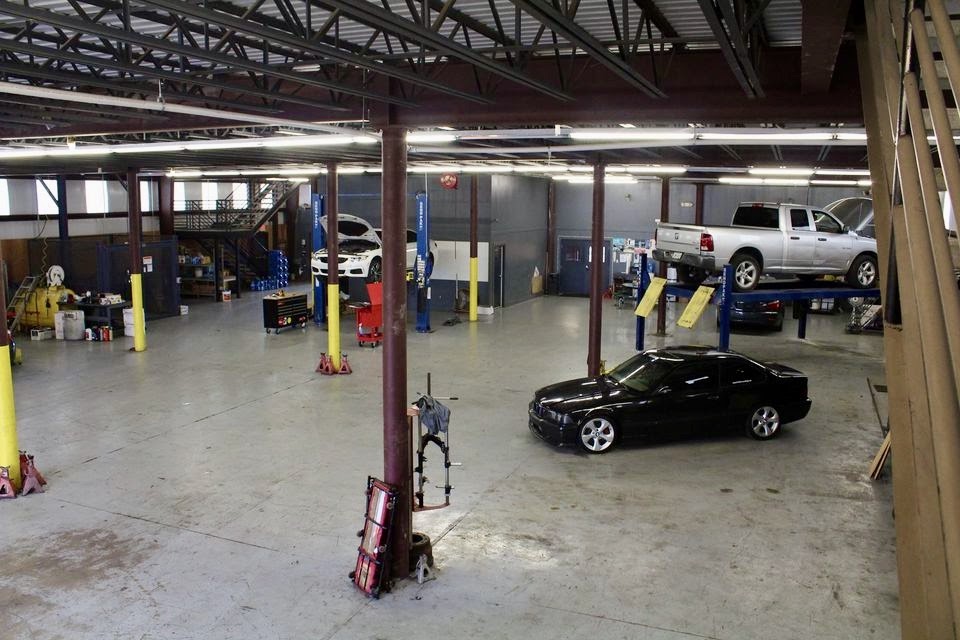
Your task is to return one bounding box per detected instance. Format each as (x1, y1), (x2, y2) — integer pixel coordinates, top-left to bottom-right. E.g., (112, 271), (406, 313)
(6, 276), (40, 333)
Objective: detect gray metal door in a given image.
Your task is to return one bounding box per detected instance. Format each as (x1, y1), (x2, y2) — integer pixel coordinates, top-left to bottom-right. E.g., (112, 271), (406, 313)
(558, 238), (611, 296)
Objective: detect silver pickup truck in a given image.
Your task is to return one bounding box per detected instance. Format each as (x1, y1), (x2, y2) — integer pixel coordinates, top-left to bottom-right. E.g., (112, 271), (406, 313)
(652, 202), (879, 291)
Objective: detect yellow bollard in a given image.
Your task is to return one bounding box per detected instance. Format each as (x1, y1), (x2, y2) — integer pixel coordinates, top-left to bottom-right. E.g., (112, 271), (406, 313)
(130, 273), (147, 352)
(327, 283), (341, 371)
(469, 256), (478, 322)
(0, 345), (20, 490)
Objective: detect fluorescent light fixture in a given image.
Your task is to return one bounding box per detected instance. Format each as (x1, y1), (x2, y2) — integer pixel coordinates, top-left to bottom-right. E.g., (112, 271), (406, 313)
(336, 166), (369, 175)
(836, 132), (868, 141)
(276, 129), (306, 136)
(460, 165), (514, 173)
(406, 133), (457, 144)
(569, 129), (695, 141)
(719, 177), (765, 185)
(857, 179), (872, 187)
(167, 170), (203, 178)
(352, 135), (379, 144)
(814, 168), (871, 176)
(748, 167), (815, 176)
(568, 166), (595, 173)
(407, 165), (461, 174)
(811, 180), (858, 186)
(201, 170), (241, 177)
(618, 123), (637, 128)
(763, 178), (812, 186)
(519, 164), (570, 173)
(625, 165), (687, 175)
(700, 132), (833, 141)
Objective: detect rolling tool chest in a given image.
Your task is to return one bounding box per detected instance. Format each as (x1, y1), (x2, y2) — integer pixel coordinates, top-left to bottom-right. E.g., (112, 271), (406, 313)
(262, 291), (309, 334)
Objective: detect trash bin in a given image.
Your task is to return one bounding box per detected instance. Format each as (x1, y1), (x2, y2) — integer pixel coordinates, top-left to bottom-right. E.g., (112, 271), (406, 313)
(546, 272), (560, 295)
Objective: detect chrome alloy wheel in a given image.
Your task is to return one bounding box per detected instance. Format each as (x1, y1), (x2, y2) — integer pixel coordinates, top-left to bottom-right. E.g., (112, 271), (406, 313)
(579, 417), (616, 453)
(735, 260), (759, 290)
(857, 260), (876, 286)
(749, 406), (781, 439)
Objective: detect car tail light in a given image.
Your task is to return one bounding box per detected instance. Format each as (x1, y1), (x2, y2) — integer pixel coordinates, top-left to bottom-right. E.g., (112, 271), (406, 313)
(763, 301), (782, 310)
(700, 233), (714, 252)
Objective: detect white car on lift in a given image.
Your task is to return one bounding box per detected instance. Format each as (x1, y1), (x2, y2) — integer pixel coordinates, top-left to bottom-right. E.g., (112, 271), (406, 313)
(311, 213), (437, 282)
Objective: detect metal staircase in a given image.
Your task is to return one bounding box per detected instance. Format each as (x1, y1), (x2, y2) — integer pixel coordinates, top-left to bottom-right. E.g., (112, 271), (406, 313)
(173, 181), (299, 237)
(6, 275), (40, 333)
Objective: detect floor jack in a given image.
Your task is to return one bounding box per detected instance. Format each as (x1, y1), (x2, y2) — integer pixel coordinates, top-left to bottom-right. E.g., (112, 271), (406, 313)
(411, 374), (460, 584)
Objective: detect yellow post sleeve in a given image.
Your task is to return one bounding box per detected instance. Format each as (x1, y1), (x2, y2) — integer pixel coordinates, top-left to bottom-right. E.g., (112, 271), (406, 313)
(469, 256), (479, 322)
(327, 284), (341, 371)
(130, 273), (147, 352)
(0, 345), (20, 490)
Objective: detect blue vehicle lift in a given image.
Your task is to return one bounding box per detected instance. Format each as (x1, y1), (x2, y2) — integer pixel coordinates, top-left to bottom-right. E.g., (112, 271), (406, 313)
(636, 263), (880, 351)
(415, 192), (431, 333)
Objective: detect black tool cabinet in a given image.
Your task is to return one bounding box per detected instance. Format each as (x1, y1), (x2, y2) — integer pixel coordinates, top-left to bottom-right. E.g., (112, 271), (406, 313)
(262, 292), (309, 334)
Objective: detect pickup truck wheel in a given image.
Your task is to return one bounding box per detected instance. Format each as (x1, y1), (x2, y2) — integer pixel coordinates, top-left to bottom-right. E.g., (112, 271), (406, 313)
(678, 266), (708, 285)
(847, 254), (878, 288)
(731, 254), (761, 291)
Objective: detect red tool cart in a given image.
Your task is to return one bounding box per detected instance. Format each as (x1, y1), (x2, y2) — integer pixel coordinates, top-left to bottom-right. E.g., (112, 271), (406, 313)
(354, 282), (383, 347)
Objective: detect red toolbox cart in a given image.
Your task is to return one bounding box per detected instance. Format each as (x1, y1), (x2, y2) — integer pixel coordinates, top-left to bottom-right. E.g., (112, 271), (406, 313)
(354, 282), (383, 347)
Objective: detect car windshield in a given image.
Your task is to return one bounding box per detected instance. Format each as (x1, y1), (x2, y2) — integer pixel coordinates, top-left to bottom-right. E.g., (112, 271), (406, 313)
(606, 353), (679, 393)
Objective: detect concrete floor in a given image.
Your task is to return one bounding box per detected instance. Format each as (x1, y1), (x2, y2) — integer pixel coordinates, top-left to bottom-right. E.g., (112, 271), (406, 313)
(1, 289), (899, 639)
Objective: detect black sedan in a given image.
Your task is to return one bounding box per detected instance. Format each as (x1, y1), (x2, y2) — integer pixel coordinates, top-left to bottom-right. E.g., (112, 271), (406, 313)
(528, 346), (811, 454)
(724, 299), (785, 330)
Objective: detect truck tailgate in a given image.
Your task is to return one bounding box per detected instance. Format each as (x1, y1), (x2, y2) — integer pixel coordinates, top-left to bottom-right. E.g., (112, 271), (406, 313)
(657, 223), (705, 254)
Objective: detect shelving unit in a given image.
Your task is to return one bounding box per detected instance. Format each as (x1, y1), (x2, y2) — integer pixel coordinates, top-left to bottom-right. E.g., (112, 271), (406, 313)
(179, 263), (235, 298)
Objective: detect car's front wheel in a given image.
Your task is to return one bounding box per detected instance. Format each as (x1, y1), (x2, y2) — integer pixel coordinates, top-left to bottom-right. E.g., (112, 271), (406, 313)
(746, 405), (781, 440)
(578, 415), (618, 453)
(366, 257), (383, 283)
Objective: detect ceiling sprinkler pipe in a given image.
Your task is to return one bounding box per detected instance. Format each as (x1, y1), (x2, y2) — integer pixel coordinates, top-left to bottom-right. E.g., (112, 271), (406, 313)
(0, 81), (373, 139)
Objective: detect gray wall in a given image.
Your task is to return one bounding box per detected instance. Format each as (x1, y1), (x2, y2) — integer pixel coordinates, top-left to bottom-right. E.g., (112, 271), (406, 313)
(490, 175), (549, 307)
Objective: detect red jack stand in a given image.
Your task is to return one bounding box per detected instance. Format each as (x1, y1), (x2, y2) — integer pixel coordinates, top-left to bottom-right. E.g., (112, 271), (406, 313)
(338, 353), (352, 375)
(20, 451), (46, 487)
(316, 352), (335, 375)
(20, 456), (44, 496)
(0, 466), (16, 499)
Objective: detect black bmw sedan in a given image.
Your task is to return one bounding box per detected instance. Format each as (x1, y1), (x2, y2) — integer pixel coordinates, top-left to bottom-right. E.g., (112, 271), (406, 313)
(528, 346), (811, 454)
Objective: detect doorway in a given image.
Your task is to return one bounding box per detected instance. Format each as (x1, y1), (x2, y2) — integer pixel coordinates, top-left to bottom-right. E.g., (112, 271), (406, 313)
(558, 237), (611, 296)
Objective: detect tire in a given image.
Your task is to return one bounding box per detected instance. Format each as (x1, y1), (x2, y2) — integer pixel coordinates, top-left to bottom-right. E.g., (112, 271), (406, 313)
(731, 253), (761, 291)
(577, 415), (618, 454)
(746, 405), (781, 440)
(846, 254), (878, 288)
(410, 531), (434, 568)
(366, 257), (383, 283)
(677, 265), (708, 286)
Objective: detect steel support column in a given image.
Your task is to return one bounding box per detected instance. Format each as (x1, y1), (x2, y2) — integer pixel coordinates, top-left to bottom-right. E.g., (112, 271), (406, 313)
(546, 180), (556, 286)
(326, 162), (341, 371)
(587, 158), (605, 377)
(158, 176), (174, 236)
(469, 175), (479, 321)
(656, 176), (670, 336)
(127, 168), (146, 352)
(694, 183), (704, 226)
(0, 240), (19, 490)
(381, 127), (411, 580)
(56, 176), (70, 276)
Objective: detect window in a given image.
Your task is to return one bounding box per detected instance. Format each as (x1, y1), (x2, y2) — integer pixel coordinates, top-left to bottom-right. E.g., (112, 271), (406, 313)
(0, 179), (8, 216)
(733, 205), (779, 229)
(140, 180), (152, 213)
(813, 211), (843, 234)
(721, 360), (765, 386)
(201, 182), (218, 209)
(174, 182), (186, 211)
(664, 362), (719, 392)
(231, 183), (248, 209)
(790, 208), (812, 230)
(85, 179), (109, 214)
(36, 179), (58, 215)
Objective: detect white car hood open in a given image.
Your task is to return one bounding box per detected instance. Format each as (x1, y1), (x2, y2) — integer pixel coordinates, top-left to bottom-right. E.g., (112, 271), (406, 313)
(320, 213), (381, 246)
